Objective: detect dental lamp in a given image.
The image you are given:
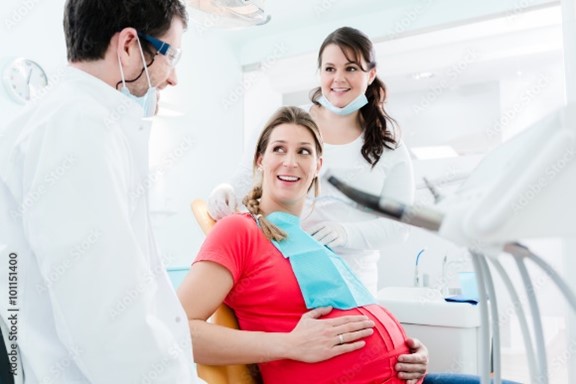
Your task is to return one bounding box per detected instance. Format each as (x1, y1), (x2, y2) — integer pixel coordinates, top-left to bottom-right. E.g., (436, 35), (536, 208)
(186, 0), (271, 29)
(326, 104), (576, 384)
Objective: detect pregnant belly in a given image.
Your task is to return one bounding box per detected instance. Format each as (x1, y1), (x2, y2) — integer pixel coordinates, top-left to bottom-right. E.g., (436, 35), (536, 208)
(259, 304), (410, 384)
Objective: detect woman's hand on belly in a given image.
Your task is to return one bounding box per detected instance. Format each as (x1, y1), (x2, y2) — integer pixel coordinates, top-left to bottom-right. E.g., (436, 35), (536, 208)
(395, 337), (429, 383)
(282, 306), (375, 363)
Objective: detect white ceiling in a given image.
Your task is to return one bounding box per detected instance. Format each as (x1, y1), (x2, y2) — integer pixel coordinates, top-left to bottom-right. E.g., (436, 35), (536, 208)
(254, 3), (563, 94)
(186, 1), (563, 94)
(376, 4), (563, 93)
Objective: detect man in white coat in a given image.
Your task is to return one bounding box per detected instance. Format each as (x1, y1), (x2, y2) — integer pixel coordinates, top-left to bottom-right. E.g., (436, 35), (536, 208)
(0, 0), (204, 382)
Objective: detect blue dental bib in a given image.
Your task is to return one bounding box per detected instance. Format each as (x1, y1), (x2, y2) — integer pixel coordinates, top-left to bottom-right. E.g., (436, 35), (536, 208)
(266, 212), (375, 310)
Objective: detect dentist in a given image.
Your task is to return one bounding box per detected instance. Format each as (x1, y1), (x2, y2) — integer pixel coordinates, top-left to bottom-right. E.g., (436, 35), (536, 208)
(0, 0), (203, 383)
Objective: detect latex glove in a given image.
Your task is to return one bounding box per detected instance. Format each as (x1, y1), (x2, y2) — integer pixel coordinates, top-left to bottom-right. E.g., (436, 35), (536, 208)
(395, 337), (428, 384)
(307, 221), (348, 248)
(207, 183), (238, 220)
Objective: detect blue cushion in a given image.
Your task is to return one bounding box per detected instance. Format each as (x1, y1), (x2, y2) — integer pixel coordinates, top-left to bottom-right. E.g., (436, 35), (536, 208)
(424, 373), (522, 384)
(166, 267), (190, 289)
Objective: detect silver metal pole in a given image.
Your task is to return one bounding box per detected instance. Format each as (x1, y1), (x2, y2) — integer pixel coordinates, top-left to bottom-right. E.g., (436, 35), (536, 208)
(489, 258), (539, 381)
(478, 255), (502, 384)
(470, 250), (492, 384)
(513, 256), (548, 384)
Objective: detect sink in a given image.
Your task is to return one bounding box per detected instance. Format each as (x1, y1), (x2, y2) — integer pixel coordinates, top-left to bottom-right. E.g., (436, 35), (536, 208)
(378, 286), (480, 328)
(377, 286), (481, 374)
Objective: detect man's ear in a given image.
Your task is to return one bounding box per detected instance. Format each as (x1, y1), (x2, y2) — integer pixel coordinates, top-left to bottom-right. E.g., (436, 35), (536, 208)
(116, 27), (139, 67)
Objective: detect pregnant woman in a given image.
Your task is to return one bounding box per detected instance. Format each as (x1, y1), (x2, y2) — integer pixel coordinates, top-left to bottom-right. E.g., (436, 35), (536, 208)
(178, 106), (424, 384)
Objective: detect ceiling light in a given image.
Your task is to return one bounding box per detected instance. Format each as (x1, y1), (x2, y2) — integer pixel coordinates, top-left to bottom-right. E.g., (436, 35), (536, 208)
(410, 145), (459, 159)
(411, 71), (435, 80)
(187, 0), (271, 29)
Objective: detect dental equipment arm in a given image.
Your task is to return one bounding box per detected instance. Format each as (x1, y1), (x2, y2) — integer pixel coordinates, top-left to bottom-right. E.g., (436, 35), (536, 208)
(309, 156), (415, 249)
(325, 174), (443, 232)
(325, 103), (576, 384)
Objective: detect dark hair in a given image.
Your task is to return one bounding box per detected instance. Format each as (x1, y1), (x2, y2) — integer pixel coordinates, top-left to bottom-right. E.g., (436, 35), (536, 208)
(63, 0), (188, 62)
(243, 106), (323, 241)
(310, 26), (398, 167)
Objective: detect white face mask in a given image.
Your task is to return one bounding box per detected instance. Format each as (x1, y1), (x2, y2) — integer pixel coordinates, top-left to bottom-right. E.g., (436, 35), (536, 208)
(117, 37), (158, 117)
(317, 93), (368, 116)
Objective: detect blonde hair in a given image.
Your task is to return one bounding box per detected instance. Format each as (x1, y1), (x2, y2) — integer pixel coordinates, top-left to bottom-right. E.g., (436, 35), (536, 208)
(242, 106), (323, 241)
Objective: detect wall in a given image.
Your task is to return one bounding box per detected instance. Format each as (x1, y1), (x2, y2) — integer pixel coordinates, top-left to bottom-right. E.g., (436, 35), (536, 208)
(0, 0), (68, 115)
(147, 30), (244, 267)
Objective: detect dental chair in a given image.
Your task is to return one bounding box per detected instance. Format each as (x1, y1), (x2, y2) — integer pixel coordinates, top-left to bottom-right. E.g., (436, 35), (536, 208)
(190, 199), (261, 384)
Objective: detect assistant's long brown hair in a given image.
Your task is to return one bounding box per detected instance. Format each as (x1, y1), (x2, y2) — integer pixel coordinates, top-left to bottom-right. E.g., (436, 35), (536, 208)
(310, 26), (399, 167)
(243, 106), (323, 241)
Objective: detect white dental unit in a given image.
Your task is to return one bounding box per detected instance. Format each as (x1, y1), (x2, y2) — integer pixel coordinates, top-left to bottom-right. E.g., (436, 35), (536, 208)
(328, 2), (576, 382)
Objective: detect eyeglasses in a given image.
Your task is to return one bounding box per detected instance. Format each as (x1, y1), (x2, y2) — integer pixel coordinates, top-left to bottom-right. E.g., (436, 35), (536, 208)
(138, 33), (182, 68)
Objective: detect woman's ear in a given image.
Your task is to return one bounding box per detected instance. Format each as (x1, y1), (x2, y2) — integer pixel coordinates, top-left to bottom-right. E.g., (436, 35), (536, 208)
(256, 154), (264, 170)
(316, 156), (323, 176)
(368, 67), (377, 85)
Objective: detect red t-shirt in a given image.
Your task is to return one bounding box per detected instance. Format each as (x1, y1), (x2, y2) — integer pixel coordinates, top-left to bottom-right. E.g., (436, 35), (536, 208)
(194, 214), (412, 384)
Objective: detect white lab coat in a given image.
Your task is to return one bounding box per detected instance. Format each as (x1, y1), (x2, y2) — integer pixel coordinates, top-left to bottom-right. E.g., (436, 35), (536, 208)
(0, 67), (201, 383)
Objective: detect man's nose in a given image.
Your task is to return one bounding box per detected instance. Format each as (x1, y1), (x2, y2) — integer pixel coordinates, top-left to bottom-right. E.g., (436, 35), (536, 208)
(166, 67), (178, 87)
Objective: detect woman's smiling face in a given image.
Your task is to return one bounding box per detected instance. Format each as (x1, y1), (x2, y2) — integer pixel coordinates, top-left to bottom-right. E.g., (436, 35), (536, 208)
(319, 43), (375, 108)
(257, 123), (322, 215)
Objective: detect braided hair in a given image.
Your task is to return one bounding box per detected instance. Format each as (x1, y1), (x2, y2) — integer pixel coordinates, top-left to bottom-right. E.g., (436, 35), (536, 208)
(242, 106), (323, 241)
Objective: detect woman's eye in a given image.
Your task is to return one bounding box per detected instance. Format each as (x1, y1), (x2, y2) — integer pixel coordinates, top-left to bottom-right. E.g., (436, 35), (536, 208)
(346, 66), (358, 72)
(299, 148), (312, 155)
(324, 67), (335, 72)
(272, 146), (286, 153)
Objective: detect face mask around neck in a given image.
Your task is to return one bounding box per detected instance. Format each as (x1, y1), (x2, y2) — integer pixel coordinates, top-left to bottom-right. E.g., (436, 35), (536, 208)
(119, 86), (157, 118)
(117, 37), (158, 118)
(317, 93), (368, 116)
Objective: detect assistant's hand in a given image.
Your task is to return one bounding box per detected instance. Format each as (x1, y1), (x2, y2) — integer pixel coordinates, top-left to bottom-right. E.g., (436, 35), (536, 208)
(207, 183), (238, 220)
(306, 221), (348, 248)
(395, 337), (428, 384)
(286, 306), (375, 363)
